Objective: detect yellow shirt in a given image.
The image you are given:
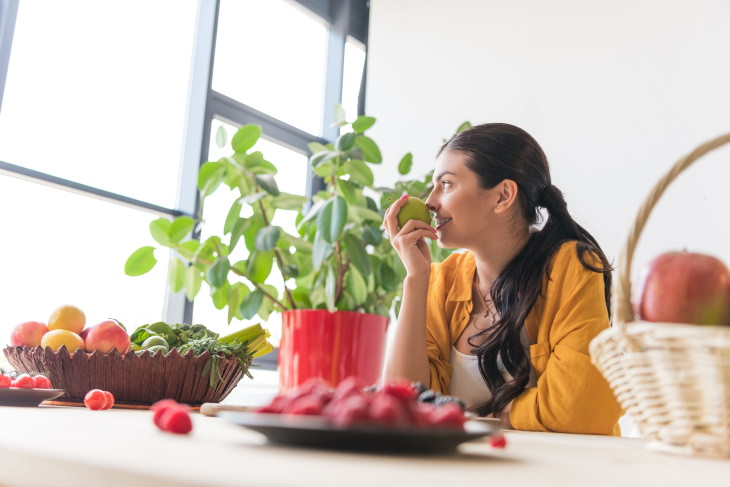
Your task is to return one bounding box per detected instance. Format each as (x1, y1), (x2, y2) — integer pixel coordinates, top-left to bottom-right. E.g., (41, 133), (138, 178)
(426, 241), (622, 435)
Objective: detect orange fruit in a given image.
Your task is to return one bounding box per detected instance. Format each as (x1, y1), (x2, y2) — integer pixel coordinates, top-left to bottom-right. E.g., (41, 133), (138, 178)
(40, 329), (85, 352)
(48, 305), (86, 334)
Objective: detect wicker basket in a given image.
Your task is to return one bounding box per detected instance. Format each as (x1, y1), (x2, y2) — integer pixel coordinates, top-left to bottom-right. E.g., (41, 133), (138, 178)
(589, 133), (730, 457)
(3, 345), (247, 407)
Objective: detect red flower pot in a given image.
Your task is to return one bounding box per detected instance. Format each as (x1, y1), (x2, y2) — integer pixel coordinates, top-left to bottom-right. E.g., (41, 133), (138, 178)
(278, 309), (389, 392)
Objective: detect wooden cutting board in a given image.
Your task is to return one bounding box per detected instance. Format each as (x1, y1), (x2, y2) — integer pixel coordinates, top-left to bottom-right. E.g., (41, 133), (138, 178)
(199, 402), (255, 417)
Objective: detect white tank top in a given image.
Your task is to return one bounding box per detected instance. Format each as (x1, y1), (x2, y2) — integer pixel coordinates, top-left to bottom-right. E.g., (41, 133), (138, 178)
(449, 329), (536, 409)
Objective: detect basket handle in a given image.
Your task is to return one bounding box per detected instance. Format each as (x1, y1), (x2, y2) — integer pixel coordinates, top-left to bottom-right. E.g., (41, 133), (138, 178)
(614, 132), (730, 329)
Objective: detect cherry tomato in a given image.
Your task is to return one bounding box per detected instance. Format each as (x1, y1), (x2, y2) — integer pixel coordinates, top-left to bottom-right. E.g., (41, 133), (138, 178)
(32, 374), (52, 389)
(84, 389), (111, 410)
(12, 374), (35, 389)
(102, 390), (115, 409)
(0, 374), (12, 388)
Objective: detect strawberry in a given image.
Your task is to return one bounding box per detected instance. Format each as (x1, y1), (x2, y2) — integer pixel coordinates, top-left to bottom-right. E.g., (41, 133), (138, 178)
(329, 393), (370, 428)
(12, 374), (34, 389)
(0, 374), (12, 388)
(381, 381), (417, 402)
(151, 399), (179, 427)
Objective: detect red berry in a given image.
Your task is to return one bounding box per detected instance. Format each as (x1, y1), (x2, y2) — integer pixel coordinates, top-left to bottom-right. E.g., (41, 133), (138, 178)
(32, 375), (52, 389)
(489, 434), (507, 448)
(12, 374), (35, 389)
(102, 390), (115, 409)
(329, 393), (370, 428)
(255, 394), (293, 414)
(428, 402), (466, 429)
(381, 381), (417, 402)
(0, 374), (11, 388)
(367, 392), (409, 426)
(151, 399), (179, 427)
(283, 394), (326, 416)
(158, 406), (193, 434)
(84, 389), (109, 410)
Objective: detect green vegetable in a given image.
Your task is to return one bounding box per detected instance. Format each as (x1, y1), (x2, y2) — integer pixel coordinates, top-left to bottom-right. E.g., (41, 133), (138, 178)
(130, 321), (273, 387)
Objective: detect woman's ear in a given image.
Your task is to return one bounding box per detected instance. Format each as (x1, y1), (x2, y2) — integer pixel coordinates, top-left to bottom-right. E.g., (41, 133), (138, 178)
(494, 179), (519, 213)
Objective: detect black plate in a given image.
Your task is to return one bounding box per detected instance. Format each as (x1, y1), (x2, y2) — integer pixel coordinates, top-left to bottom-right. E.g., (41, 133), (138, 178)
(0, 388), (65, 407)
(220, 411), (499, 454)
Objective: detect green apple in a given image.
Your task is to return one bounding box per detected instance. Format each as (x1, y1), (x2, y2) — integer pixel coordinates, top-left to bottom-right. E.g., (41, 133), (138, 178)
(397, 196), (432, 227)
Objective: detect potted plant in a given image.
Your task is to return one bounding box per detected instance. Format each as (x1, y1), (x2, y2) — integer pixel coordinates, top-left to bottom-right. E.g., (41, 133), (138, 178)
(125, 107), (463, 390)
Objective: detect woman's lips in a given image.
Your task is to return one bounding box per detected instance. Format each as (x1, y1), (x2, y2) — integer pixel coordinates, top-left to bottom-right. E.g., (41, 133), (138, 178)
(434, 217), (452, 230)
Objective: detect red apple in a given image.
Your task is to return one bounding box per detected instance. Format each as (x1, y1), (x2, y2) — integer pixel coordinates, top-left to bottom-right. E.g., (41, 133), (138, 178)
(634, 251), (730, 325)
(10, 321), (49, 347)
(83, 319), (131, 354)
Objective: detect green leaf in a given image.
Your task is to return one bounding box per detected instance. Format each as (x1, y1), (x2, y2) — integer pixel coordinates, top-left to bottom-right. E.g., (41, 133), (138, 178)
(325, 265), (337, 312)
(456, 121), (472, 133)
(334, 104), (347, 126)
(308, 141), (328, 154)
(125, 246), (157, 276)
(240, 289), (264, 319)
(345, 267), (367, 307)
(309, 150), (340, 168)
(198, 161), (226, 197)
(255, 174), (280, 196)
(378, 262), (398, 292)
(177, 240), (201, 260)
(397, 152), (413, 175)
(211, 281), (229, 309)
(246, 250), (274, 283)
(316, 195), (347, 243)
(243, 218), (263, 252)
(335, 179), (359, 205)
(352, 116), (376, 133)
(312, 232), (332, 271)
(169, 258), (186, 292)
(343, 234), (371, 278)
(348, 205), (383, 223)
(169, 216), (195, 244)
(240, 191), (268, 205)
(271, 192), (308, 211)
(227, 283), (248, 323)
(149, 219), (172, 247)
(207, 256), (230, 288)
(215, 125), (228, 148)
(184, 265), (203, 301)
(223, 202), (242, 235)
(231, 125), (261, 153)
(255, 226), (280, 251)
(343, 159), (374, 186)
(336, 132), (356, 151)
(229, 218), (248, 251)
(362, 225), (383, 246)
(355, 135), (382, 164)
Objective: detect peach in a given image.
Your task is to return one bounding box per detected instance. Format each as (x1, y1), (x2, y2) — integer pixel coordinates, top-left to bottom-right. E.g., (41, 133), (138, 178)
(83, 319), (131, 354)
(10, 321), (49, 347)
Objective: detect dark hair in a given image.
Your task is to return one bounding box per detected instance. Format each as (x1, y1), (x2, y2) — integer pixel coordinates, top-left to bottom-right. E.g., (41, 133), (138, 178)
(438, 123), (612, 417)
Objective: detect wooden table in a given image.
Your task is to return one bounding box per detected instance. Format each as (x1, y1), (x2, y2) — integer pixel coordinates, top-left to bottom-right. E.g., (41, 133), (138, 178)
(0, 402), (728, 487)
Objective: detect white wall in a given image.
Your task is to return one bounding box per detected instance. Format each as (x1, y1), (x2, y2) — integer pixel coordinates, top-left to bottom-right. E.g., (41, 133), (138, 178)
(366, 0), (730, 297)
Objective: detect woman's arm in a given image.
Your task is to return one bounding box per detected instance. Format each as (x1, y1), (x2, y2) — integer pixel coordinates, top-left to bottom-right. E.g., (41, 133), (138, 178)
(382, 275), (432, 385)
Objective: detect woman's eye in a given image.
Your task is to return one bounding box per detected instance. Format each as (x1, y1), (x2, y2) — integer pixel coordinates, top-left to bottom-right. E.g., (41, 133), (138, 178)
(440, 180), (451, 188)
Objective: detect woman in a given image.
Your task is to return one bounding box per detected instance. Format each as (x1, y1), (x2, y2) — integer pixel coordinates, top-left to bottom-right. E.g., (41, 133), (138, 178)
(383, 123), (622, 435)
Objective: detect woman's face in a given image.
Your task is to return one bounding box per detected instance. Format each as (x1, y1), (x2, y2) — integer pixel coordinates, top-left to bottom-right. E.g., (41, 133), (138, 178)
(425, 150), (497, 249)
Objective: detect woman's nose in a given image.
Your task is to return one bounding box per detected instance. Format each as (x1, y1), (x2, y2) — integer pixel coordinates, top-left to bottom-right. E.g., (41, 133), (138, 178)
(425, 192), (437, 212)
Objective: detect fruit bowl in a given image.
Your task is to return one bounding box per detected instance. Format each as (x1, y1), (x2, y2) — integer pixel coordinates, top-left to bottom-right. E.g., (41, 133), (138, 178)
(3, 345), (248, 406)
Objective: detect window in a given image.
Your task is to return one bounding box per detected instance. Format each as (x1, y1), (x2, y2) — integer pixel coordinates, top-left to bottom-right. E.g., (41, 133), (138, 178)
(0, 0), (369, 367)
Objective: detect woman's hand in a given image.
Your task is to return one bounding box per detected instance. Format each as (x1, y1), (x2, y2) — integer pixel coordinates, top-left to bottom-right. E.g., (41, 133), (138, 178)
(383, 195), (438, 277)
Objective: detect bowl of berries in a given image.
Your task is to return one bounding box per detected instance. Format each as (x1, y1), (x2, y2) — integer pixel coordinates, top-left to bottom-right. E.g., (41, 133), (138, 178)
(219, 377), (500, 454)
(0, 370), (65, 407)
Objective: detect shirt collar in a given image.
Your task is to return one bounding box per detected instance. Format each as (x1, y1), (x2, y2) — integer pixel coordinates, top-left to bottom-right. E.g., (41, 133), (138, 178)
(446, 251), (476, 303)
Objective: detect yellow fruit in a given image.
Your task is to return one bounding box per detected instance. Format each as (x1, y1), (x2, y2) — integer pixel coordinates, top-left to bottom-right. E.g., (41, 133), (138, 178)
(40, 329), (85, 352)
(48, 305), (86, 334)
(397, 197), (432, 227)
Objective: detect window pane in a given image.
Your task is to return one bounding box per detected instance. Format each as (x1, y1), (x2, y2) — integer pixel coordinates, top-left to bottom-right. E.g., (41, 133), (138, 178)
(192, 119), (310, 344)
(0, 174), (169, 367)
(342, 36), (366, 120)
(0, 0), (197, 209)
(213, 0), (328, 136)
